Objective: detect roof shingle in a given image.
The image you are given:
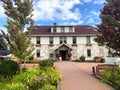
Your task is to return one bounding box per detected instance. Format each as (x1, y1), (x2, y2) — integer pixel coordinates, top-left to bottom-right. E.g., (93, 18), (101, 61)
(30, 25), (100, 36)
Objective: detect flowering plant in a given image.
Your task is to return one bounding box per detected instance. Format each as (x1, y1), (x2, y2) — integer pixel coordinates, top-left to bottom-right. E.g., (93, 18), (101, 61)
(68, 52), (72, 57)
(55, 53), (61, 58)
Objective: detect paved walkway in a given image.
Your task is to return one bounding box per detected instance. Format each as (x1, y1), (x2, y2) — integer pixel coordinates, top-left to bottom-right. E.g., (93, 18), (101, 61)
(54, 61), (115, 90)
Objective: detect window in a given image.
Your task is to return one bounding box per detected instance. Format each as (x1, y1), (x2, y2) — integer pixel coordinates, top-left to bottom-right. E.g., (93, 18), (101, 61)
(69, 26), (73, 32)
(49, 54), (53, 58)
(99, 49), (104, 57)
(87, 49), (91, 57)
(36, 37), (40, 44)
(86, 36), (91, 44)
(53, 27), (56, 33)
(36, 50), (40, 58)
(60, 37), (67, 44)
(61, 27), (65, 32)
(49, 37), (53, 45)
(73, 36), (76, 44)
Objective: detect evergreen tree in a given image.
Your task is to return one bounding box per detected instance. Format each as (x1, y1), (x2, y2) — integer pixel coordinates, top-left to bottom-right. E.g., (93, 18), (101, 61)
(1, 0), (34, 72)
(95, 0), (120, 55)
(0, 33), (7, 50)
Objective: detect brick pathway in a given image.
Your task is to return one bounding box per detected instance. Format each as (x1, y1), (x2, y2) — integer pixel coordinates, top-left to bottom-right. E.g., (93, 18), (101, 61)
(54, 61), (115, 90)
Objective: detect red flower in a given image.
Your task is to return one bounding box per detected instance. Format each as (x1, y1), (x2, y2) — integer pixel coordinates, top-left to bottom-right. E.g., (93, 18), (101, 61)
(68, 52), (72, 57)
(56, 53), (61, 58)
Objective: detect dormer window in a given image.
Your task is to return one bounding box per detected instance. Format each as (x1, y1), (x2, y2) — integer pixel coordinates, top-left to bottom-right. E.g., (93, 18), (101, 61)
(69, 26), (73, 32)
(53, 27), (56, 33)
(61, 27), (65, 32)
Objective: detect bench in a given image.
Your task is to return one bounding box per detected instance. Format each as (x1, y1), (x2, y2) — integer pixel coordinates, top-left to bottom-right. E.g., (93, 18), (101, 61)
(92, 64), (118, 79)
(31, 59), (40, 63)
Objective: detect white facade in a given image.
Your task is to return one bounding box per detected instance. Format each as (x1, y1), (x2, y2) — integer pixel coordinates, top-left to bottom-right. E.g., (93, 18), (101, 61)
(31, 25), (108, 61)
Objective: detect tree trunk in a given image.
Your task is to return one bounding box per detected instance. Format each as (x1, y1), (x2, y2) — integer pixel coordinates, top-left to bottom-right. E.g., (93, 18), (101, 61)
(19, 60), (22, 73)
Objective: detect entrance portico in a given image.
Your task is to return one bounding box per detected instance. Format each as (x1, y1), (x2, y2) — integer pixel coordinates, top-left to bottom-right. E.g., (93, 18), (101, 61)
(55, 44), (72, 61)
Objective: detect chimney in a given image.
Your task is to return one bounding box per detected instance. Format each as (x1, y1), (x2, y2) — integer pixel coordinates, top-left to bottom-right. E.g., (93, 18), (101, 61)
(53, 22), (57, 26)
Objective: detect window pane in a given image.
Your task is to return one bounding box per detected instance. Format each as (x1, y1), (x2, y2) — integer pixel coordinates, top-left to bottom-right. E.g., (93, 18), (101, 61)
(49, 54), (53, 58)
(53, 27), (56, 32)
(36, 37), (40, 44)
(87, 49), (91, 57)
(69, 26), (73, 32)
(59, 37), (67, 44)
(60, 37), (63, 44)
(64, 37), (67, 44)
(36, 50), (40, 58)
(86, 36), (91, 44)
(49, 37), (53, 44)
(73, 36), (76, 44)
(61, 27), (64, 32)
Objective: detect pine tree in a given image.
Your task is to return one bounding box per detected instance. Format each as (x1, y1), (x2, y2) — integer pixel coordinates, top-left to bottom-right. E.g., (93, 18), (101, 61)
(95, 0), (120, 55)
(0, 33), (7, 50)
(1, 0), (34, 72)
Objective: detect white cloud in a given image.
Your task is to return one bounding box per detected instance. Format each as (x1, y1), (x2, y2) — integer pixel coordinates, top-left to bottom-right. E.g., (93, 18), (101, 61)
(83, 10), (100, 25)
(33, 0), (83, 25)
(0, 3), (6, 18)
(93, 0), (105, 4)
(82, 0), (92, 3)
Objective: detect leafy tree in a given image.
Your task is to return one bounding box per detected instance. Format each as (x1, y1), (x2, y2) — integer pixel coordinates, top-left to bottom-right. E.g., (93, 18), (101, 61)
(95, 0), (120, 55)
(1, 0), (34, 72)
(0, 33), (7, 50)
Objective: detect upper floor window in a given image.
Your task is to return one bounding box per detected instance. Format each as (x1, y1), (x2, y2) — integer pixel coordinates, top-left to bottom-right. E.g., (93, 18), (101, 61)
(36, 37), (40, 44)
(49, 37), (53, 45)
(53, 27), (56, 33)
(36, 50), (40, 58)
(61, 27), (65, 32)
(69, 26), (73, 32)
(73, 36), (76, 44)
(86, 36), (91, 44)
(60, 37), (67, 44)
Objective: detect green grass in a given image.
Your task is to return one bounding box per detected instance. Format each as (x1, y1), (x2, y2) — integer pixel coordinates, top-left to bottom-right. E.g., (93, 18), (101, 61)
(0, 82), (8, 90)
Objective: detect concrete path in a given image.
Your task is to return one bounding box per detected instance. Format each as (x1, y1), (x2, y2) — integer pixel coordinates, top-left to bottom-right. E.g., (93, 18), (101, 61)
(54, 61), (115, 90)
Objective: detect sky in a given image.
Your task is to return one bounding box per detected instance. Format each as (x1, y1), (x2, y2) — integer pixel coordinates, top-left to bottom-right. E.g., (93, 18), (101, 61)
(0, 0), (106, 32)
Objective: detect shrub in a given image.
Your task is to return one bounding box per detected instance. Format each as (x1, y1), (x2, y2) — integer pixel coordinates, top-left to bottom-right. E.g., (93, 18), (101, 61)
(0, 60), (19, 79)
(39, 84), (56, 90)
(28, 75), (48, 90)
(79, 55), (85, 62)
(39, 59), (54, 68)
(12, 68), (41, 90)
(101, 67), (120, 90)
(94, 56), (101, 61)
(13, 68), (40, 85)
(41, 67), (62, 86)
(5, 82), (26, 90)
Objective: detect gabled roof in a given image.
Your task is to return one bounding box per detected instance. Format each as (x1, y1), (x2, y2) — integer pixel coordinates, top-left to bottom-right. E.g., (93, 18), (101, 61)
(55, 43), (72, 51)
(30, 25), (100, 36)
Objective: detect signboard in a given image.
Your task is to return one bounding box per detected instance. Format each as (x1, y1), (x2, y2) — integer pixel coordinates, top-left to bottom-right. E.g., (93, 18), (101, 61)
(105, 57), (120, 66)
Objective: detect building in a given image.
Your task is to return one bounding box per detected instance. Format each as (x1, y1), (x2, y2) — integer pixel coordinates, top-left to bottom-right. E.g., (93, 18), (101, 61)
(30, 24), (108, 61)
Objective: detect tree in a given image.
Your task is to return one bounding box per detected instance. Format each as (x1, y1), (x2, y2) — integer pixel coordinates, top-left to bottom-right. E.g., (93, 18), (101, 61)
(1, 0), (34, 72)
(0, 33), (7, 50)
(95, 0), (120, 56)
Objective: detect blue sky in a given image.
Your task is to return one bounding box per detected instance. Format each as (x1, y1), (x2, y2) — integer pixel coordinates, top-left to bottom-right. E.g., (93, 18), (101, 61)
(0, 0), (105, 32)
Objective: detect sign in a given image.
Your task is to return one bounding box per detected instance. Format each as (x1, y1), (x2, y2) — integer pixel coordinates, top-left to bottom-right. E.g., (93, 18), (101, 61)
(105, 57), (120, 66)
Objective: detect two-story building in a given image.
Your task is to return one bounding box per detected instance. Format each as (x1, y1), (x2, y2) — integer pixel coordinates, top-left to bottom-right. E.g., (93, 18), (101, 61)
(30, 24), (108, 61)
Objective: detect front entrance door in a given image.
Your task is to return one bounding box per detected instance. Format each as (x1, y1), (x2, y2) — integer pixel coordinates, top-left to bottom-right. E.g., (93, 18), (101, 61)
(60, 50), (68, 61)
